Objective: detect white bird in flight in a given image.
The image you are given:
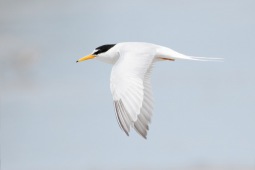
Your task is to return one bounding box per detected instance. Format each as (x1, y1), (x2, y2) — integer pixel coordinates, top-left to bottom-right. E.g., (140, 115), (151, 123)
(76, 42), (221, 139)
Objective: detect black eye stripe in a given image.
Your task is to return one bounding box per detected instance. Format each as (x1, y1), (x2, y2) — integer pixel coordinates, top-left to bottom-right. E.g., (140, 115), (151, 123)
(93, 44), (116, 55)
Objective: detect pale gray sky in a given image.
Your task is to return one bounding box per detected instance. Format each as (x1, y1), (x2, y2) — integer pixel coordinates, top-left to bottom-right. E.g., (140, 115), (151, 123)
(1, 0), (255, 170)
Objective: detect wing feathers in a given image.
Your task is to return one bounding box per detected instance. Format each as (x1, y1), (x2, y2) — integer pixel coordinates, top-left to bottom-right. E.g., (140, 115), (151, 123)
(114, 101), (129, 136)
(110, 50), (154, 138)
(114, 100), (132, 136)
(134, 118), (148, 139)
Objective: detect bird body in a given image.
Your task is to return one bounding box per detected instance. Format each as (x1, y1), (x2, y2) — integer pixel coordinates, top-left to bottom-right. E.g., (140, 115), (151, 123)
(77, 42), (222, 138)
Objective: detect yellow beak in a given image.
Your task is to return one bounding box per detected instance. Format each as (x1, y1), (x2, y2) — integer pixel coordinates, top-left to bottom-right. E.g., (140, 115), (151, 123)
(76, 54), (95, 63)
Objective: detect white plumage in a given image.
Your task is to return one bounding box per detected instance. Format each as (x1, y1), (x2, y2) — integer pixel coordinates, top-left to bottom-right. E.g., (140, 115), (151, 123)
(77, 42), (222, 138)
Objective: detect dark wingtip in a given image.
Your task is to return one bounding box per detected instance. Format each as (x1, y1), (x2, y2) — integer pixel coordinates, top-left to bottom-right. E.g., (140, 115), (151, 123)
(76, 60), (79, 63)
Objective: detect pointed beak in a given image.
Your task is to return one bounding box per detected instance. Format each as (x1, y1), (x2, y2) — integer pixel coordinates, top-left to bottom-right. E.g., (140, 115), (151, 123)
(76, 54), (95, 63)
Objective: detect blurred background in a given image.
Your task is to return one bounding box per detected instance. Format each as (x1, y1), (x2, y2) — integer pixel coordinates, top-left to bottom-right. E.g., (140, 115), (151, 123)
(1, 0), (255, 170)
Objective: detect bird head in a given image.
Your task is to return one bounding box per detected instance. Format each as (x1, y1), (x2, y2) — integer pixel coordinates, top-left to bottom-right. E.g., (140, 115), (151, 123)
(76, 44), (116, 63)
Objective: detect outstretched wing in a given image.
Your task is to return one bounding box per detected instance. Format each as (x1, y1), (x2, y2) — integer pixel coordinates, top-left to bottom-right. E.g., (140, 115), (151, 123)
(110, 51), (154, 138)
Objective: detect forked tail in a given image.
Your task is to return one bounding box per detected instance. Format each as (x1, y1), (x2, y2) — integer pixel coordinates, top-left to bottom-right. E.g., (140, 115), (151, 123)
(184, 56), (224, 62)
(156, 46), (224, 62)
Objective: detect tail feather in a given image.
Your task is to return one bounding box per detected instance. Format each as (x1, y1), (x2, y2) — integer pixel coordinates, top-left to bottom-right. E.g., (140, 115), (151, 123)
(156, 46), (224, 62)
(187, 56), (224, 62)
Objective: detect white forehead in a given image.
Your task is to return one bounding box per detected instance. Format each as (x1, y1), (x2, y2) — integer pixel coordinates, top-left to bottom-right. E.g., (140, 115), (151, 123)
(92, 49), (98, 54)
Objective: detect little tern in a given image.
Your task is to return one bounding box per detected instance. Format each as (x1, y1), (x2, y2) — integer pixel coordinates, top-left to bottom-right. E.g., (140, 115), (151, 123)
(76, 42), (222, 139)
